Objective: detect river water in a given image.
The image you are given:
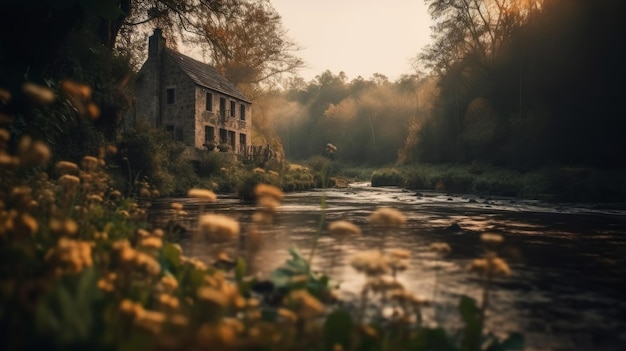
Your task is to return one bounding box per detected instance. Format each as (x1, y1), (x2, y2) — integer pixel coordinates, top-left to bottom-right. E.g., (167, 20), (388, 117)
(148, 183), (626, 351)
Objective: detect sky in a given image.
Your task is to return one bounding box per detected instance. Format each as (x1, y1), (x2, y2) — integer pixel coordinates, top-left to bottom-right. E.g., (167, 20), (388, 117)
(270, 0), (434, 82)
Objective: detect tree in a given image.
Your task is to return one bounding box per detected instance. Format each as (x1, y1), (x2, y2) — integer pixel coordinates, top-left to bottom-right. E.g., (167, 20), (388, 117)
(192, 0), (304, 95)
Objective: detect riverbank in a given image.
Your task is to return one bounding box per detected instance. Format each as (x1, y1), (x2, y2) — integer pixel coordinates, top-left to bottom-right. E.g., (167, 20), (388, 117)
(370, 163), (626, 202)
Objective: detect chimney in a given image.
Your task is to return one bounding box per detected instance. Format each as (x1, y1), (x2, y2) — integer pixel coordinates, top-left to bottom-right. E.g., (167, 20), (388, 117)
(148, 28), (166, 58)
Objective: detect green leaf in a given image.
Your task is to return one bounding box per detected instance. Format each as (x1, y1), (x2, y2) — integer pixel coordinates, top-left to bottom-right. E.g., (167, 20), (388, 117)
(324, 309), (353, 351)
(411, 327), (460, 351)
(35, 268), (102, 345)
(458, 295), (482, 351)
(235, 257), (246, 284)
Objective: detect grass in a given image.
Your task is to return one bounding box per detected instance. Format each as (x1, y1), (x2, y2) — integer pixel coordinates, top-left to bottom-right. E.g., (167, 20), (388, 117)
(371, 163), (626, 202)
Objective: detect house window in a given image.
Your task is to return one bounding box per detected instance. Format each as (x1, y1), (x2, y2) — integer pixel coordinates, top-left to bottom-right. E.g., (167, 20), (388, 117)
(205, 92), (213, 111)
(219, 98), (226, 119)
(219, 128), (228, 145)
(240, 104), (246, 121)
(230, 101), (236, 117)
(165, 125), (175, 138)
(166, 88), (175, 104)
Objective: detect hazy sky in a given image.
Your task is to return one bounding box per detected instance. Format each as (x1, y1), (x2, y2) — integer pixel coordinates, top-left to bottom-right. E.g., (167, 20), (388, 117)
(270, 0), (433, 82)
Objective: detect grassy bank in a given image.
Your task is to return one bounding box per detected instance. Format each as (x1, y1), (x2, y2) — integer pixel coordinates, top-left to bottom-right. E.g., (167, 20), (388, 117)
(371, 163), (626, 202)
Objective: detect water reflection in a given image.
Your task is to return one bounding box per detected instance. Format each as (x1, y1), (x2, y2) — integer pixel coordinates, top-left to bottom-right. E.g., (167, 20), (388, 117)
(148, 183), (626, 351)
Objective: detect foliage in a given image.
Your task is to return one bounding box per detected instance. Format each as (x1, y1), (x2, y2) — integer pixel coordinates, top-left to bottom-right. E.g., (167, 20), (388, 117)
(0, 118), (525, 351)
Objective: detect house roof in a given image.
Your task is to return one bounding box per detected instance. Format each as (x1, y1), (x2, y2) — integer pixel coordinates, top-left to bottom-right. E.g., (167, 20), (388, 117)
(164, 48), (251, 103)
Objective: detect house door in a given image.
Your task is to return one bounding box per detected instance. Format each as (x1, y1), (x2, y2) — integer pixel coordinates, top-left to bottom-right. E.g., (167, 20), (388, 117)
(204, 126), (215, 148)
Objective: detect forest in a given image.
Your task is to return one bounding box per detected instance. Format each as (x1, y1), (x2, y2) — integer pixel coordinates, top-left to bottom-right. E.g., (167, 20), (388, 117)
(272, 0), (626, 171)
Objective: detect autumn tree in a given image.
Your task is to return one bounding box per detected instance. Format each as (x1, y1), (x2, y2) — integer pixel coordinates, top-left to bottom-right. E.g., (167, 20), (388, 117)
(191, 0), (304, 96)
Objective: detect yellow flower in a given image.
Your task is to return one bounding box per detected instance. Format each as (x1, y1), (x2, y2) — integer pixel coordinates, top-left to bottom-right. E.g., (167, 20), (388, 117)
(197, 287), (229, 307)
(430, 242), (452, 255)
(171, 202), (183, 210)
(55, 161), (79, 175)
(81, 156), (99, 172)
(187, 188), (217, 201)
(368, 207), (406, 226)
(58, 174), (80, 189)
(160, 275), (179, 291)
(253, 167), (265, 174)
(481, 232), (504, 246)
(351, 250), (389, 276)
(22, 82), (55, 104)
(387, 248), (410, 259)
(17, 136), (51, 167)
(140, 236), (163, 249)
(328, 220), (361, 235)
(285, 290), (324, 319)
(254, 183), (284, 201)
(277, 308), (298, 323)
(198, 214), (240, 241)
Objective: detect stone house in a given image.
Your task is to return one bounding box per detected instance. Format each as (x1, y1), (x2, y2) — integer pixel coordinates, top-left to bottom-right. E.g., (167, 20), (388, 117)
(132, 29), (251, 153)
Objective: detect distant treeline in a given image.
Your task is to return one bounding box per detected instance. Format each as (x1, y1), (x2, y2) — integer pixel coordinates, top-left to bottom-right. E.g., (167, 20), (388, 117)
(273, 0), (626, 170)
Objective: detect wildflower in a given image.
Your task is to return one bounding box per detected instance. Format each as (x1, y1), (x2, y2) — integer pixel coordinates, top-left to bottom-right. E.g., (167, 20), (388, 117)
(481, 232), (504, 246)
(14, 213), (38, 236)
(198, 214), (240, 241)
(158, 293), (180, 310)
(0, 88), (11, 104)
(87, 194), (103, 203)
(326, 143), (337, 154)
(430, 242), (452, 255)
(18, 136), (51, 167)
(86, 102), (100, 120)
(254, 183), (284, 201)
(118, 209), (130, 218)
(134, 309), (166, 334)
(285, 290), (325, 319)
(171, 202), (183, 211)
(0, 153), (19, 169)
(389, 290), (429, 307)
(140, 236), (163, 249)
(387, 248), (410, 259)
(257, 196), (281, 212)
(328, 220), (361, 235)
(0, 128), (10, 144)
(268, 170), (279, 177)
(160, 275), (179, 291)
(196, 323), (237, 348)
(60, 80), (91, 99)
(365, 276), (404, 293)
(253, 167), (265, 174)
(152, 228), (164, 238)
(351, 250), (389, 276)
(252, 211), (273, 224)
(22, 82), (55, 104)
(468, 256), (511, 277)
(58, 174), (80, 189)
(188, 188), (217, 201)
(277, 308), (298, 323)
(139, 187), (151, 198)
(81, 156), (99, 172)
(368, 207), (407, 226)
(55, 161), (79, 175)
(110, 190), (122, 199)
(119, 299), (143, 317)
(197, 287), (229, 307)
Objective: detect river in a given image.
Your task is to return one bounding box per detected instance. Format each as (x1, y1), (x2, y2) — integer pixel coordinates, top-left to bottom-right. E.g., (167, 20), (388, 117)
(148, 182), (626, 351)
